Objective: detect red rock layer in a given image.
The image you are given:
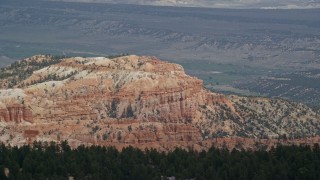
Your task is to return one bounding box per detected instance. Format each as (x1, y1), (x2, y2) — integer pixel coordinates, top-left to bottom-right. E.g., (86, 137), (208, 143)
(0, 104), (33, 123)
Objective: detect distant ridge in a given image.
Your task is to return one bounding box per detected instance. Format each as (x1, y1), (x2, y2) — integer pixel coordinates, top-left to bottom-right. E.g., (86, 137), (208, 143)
(45, 0), (320, 9)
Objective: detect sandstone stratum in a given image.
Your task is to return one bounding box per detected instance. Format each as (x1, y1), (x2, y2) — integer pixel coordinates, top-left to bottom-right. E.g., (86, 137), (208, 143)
(0, 55), (319, 151)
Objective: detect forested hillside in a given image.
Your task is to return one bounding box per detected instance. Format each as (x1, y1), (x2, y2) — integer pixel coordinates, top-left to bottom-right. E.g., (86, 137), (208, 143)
(1, 142), (320, 179)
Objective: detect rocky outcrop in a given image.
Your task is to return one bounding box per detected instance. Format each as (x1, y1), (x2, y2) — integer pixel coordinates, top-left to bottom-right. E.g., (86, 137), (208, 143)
(16, 55), (215, 125)
(0, 104), (33, 123)
(0, 55), (319, 150)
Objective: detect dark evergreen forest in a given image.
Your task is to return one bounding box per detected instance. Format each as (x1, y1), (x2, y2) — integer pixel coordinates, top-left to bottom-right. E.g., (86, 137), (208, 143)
(1, 141), (320, 180)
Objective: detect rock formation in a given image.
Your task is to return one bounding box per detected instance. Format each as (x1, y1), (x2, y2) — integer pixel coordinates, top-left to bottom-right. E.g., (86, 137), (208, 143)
(0, 104), (33, 123)
(0, 55), (319, 150)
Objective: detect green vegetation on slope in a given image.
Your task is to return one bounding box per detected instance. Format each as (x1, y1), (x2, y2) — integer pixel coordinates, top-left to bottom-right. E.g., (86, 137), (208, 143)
(0, 55), (65, 88)
(1, 142), (320, 179)
(0, 54), (129, 89)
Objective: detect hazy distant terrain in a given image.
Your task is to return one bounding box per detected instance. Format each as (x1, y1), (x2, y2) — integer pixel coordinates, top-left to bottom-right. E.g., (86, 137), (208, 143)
(0, 0), (319, 106)
(0, 56), (17, 67)
(45, 0), (320, 9)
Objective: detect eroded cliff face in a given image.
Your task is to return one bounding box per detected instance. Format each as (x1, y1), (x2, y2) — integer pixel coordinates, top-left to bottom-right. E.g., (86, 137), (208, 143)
(0, 104), (33, 123)
(0, 55), (319, 150)
(15, 55), (219, 125)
